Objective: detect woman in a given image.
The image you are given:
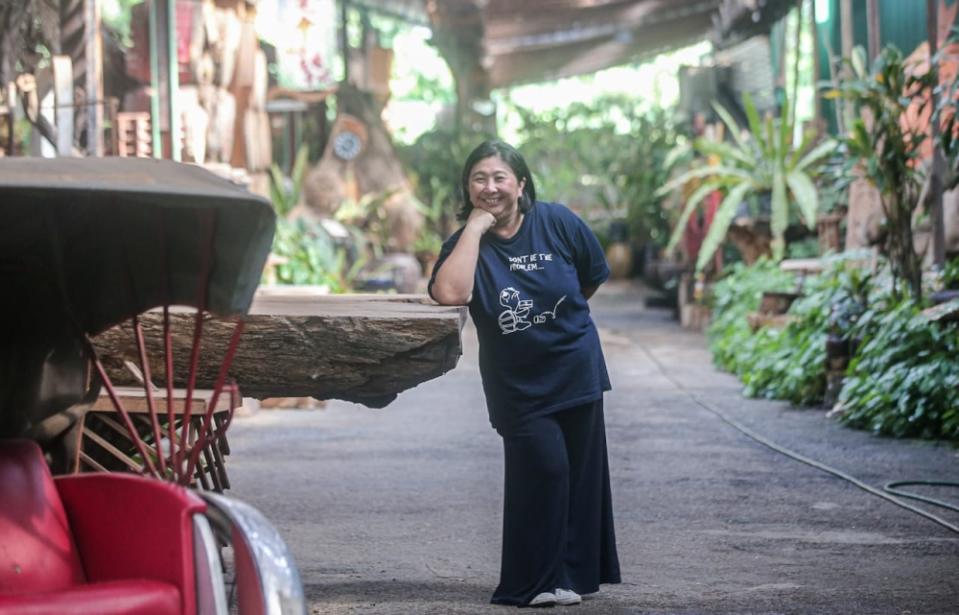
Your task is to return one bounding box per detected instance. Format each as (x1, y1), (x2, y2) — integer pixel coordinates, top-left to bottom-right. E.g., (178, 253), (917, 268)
(429, 140), (621, 607)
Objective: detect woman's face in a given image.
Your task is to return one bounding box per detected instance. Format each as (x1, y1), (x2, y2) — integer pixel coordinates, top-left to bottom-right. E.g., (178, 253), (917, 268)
(468, 155), (526, 223)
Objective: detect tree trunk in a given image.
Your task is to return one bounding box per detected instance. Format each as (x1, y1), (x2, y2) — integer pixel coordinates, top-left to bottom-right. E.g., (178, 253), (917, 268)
(92, 292), (466, 409)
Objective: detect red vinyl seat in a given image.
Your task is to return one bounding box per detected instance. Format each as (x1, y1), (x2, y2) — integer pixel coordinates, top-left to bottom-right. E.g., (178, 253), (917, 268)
(0, 579), (180, 615)
(0, 440), (205, 615)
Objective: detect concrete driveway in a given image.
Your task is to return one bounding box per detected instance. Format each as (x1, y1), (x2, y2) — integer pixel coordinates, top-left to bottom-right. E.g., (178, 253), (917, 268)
(227, 281), (959, 614)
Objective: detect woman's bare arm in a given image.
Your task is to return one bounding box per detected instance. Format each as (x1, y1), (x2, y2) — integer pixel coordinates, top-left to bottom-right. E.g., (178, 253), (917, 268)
(431, 209), (496, 305)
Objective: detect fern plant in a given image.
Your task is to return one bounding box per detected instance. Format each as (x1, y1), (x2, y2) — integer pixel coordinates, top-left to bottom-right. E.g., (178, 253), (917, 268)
(659, 93), (835, 271)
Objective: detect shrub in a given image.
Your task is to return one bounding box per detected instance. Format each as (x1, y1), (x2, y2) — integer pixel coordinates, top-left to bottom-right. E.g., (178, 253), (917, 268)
(835, 295), (959, 440)
(740, 260), (871, 405)
(706, 259), (795, 373)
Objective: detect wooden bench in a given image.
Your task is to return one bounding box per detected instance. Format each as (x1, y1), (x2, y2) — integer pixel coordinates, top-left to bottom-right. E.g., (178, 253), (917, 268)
(77, 386), (237, 492)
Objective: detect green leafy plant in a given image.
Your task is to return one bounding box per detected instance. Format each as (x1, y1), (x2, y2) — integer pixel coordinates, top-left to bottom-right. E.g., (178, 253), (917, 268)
(659, 93), (835, 271)
(740, 258), (872, 405)
(832, 45), (936, 301)
(333, 188), (400, 258)
(269, 217), (363, 292)
(410, 182), (447, 259)
(835, 295), (959, 440)
(398, 127), (492, 238)
(706, 259), (795, 373)
(101, 0), (146, 47)
(507, 96), (682, 246)
(707, 252), (958, 440)
(942, 257), (959, 289)
(268, 145), (310, 217)
(618, 107), (686, 247)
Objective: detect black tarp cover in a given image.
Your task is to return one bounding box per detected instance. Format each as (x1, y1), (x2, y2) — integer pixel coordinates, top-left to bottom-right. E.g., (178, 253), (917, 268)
(0, 157), (275, 435)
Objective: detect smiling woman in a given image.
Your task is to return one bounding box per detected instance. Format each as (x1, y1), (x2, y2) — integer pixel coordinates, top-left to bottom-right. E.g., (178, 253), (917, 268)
(427, 139), (620, 608)
(466, 154), (527, 237)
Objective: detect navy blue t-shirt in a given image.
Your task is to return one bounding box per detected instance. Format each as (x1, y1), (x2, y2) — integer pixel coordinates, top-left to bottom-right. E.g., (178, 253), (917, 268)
(429, 201), (611, 431)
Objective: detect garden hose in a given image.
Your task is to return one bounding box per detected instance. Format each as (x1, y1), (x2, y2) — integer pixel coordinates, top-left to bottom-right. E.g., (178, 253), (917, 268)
(884, 481), (959, 515)
(635, 342), (959, 536)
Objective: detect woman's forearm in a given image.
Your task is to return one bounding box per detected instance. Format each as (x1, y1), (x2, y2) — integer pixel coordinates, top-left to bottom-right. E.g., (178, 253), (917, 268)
(431, 226), (485, 305)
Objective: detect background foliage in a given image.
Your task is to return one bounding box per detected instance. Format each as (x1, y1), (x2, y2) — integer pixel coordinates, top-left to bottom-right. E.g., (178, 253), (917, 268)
(661, 93), (834, 271)
(506, 95), (682, 247)
(837, 294), (959, 440)
(739, 258), (870, 405)
(833, 46), (934, 301)
(706, 259), (795, 372)
(707, 257), (959, 442)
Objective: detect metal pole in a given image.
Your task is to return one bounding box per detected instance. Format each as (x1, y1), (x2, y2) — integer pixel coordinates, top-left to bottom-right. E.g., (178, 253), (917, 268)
(866, 0), (880, 62)
(168, 0), (180, 161)
(927, 0), (946, 267)
(839, 0), (853, 58)
(810, 0), (821, 127)
(149, 0), (162, 157)
(85, 0), (104, 156)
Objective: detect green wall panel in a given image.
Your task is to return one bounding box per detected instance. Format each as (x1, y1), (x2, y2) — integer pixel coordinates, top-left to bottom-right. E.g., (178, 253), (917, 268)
(878, 0), (928, 55)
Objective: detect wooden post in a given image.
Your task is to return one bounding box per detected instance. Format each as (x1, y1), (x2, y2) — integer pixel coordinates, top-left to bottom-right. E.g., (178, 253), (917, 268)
(149, 0), (162, 157)
(3, 81), (13, 155)
(426, 1), (494, 135)
(167, 0), (180, 161)
(52, 56), (74, 156)
(84, 0), (104, 156)
(928, 0), (946, 267)
(866, 0), (880, 62)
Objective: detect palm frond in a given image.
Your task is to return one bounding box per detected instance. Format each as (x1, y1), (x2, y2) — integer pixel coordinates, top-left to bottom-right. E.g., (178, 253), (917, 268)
(695, 182), (751, 271)
(770, 171), (789, 260)
(785, 170), (819, 229)
(712, 102), (750, 152)
(665, 180), (724, 253)
(656, 165), (754, 197)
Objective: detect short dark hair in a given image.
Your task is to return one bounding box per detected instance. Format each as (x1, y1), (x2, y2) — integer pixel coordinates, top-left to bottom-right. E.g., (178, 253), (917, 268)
(457, 139), (537, 221)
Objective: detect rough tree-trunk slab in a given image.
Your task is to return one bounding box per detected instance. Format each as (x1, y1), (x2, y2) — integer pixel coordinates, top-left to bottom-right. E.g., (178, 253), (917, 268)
(92, 291), (467, 409)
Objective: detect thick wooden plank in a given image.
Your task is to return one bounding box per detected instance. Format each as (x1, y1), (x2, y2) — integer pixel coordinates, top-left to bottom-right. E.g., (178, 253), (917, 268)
(90, 387), (214, 413)
(92, 292), (467, 408)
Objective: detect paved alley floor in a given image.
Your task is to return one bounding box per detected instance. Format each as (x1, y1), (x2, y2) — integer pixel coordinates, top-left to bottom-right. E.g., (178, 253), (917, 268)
(227, 281), (959, 615)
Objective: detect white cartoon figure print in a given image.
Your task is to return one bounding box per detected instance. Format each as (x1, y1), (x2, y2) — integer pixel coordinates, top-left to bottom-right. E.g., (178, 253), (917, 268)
(498, 287), (533, 334)
(497, 287), (567, 334)
(534, 295), (566, 324)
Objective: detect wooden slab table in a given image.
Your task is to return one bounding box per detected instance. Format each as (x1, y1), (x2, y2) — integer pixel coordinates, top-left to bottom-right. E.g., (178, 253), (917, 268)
(92, 291), (468, 409)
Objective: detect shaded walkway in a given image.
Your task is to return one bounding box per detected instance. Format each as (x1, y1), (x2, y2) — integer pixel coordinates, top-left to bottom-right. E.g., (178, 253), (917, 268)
(227, 281), (959, 614)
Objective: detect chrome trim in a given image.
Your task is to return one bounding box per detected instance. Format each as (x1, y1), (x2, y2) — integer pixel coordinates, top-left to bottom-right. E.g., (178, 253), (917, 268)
(193, 514), (229, 615)
(200, 492), (306, 615)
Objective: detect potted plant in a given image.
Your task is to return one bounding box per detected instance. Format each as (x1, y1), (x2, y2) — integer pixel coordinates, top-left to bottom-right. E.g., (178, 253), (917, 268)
(658, 93), (836, 272)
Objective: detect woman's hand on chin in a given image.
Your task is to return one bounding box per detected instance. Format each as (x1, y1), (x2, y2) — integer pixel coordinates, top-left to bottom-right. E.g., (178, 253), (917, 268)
(466, 207), (497, 234)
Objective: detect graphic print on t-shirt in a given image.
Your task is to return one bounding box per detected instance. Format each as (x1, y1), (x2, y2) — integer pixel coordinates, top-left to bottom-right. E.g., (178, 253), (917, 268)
(497, 287), (566, 335)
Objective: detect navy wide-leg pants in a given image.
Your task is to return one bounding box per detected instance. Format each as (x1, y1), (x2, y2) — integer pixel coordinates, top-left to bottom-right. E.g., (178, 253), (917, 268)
(490, 399), (621, 606)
